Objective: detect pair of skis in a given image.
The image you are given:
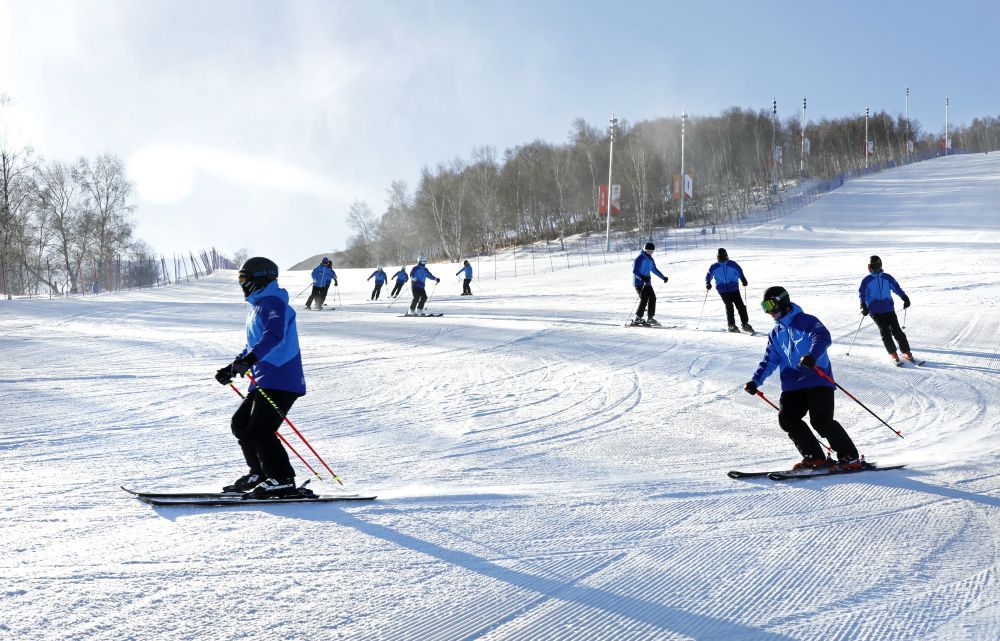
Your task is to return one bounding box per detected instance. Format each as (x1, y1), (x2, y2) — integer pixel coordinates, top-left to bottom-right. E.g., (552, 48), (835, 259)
(121, 486), (376, 507)
(728, 462), (905, 481)
(401, 312), (443, 317)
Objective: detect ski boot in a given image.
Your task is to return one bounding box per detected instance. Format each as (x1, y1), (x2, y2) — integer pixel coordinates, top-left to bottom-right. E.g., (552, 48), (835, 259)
(903, 352), (917, 362)
(647, 317), (661, 326)
(630, 316), (648, 327)
(727, 324), (740, 333)
(834, 456), (865, 472)
(245, 477), (300, 499)
(223, 471), (264, 493)
(791, 455), (831, 470)
(889, 352), (901, 365)
(741, 323), (755, 333)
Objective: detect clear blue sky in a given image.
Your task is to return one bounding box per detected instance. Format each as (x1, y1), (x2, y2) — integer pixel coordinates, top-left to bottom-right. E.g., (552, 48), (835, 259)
(1, 0), (995, 268)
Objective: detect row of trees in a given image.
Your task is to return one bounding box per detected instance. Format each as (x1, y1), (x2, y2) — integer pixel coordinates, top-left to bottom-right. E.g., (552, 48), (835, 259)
(1, 96), (153, 296)
(341, 107), (995, 268)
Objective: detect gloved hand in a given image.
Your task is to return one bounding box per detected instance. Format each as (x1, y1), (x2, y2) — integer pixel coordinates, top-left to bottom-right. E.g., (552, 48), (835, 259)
(744, 381), (758, 395)
(215, 365), (235, 385)
(741, 277), (748, 287)
(334, 281), (339, 287)
(436, 277), (442, 282)
(217, 353), (258, 384)
(902, 296), (911, 309)
(706, 282), (712, 291)
(799, 354), (816, 369)
(860, 304), (869, 317)
(640, 275), (651, 284)
(662, 276), (669, 283)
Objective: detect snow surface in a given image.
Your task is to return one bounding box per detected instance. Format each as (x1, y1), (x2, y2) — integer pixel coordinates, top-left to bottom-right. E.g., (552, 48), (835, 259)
(2, 154), (999, 641)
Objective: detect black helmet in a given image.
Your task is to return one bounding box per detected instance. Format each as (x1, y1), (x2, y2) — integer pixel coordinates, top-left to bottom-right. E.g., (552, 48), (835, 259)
(868, 255), (882, 272)
(761, 285), (791, 316)
(717, 248), (728, 261)
(239, 257), (279, 297)
(644, 242), (655, 252)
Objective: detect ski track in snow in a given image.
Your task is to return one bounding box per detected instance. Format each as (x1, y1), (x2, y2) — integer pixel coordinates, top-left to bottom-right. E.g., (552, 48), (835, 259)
(2, 154), (1000, 640)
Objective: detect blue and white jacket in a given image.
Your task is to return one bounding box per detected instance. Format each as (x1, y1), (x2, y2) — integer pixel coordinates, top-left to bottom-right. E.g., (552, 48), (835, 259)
(239, 281), (306, 395)
(859, 272), (906, 314)
(633, 252), (666, 287)
(751, 303), (835, 392)
(368, 269), (387, 285)
(311, 265), (336, 287)
(457, 264), (473, 279)
(410, 264), (438, 287)
(706, 260), (746, 294)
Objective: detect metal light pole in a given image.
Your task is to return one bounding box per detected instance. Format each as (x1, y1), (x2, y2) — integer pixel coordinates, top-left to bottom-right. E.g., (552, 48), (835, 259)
(800, 96), (806, 176)
(945, 97), (949, 156)
(905, 86), (910, 159)
(864, 106), (870, 169)
(605, 113), (617, 252)
(771, 98), (777, 194)
(679, 111), (687, 228)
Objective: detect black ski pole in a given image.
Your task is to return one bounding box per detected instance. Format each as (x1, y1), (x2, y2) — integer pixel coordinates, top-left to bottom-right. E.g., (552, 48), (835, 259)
(812, 366), (904, 439)
(846, 315), (865, 356)
(756, 389), (833, 454)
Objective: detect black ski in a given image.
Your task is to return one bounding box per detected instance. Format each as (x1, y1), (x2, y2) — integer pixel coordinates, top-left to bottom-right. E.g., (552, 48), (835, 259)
(122, 486), (376, 506)
(728, 463), (905, 480)
(401, 313), (443, 317)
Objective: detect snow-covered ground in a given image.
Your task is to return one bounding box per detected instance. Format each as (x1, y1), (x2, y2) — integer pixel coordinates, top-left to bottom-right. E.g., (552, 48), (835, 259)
(2, 154), (999, 641)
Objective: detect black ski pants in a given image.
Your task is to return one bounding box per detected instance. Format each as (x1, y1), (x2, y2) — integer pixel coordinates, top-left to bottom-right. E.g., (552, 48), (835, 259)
(871, 311), (910, 354)
(371, 282), (384, 300)
(778, 386), (858, 461)
(390, 281), (405, 297)
(461, 278), (473, 295)
(720, 290), (749, 327)
(410, 285), (428, 311)
(231, 388), (299, 480)
(635, 283), (656, 318)
(305, 284), (330, 309)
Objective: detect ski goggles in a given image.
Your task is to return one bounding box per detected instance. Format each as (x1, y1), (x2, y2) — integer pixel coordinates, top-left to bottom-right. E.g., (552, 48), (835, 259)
(761, 298), (782, 313)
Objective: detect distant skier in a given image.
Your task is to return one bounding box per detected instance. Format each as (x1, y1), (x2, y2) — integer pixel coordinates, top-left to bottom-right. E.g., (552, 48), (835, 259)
(705, 248), (753, 333)
(214, 257), (308, 498)
(859, 255), (917, 364)
(631, 242), (669, 326)
(456, 260), (473, 295)
(390, 266), (408, 298)
(367, 265), (387, 300)
(305, 257), (337, 310)
(743, 286), (862, 471)
(408, 256), (441, 316)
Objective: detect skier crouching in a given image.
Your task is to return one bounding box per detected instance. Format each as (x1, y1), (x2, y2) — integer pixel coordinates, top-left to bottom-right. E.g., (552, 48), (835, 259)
(214, 257), (308, 498)
(743, 286), (862, 471)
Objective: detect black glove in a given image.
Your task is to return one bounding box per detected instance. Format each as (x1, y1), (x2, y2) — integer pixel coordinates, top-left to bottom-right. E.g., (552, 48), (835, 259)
(334, 281), (338, 287)
(215, 365), (235, 385)
(744, 381), (758, 395)
(799, 354), (816, 369)
(662, 276), (669, 283)
(216, 353), (258, 384)
(740, 277), (748, 287)
(902, 296), (910, 309)
(640, 275), (651, 284)
(860, 304), (869, 317)
(706, 282), (712, 291)
(436, 277), (442, 282)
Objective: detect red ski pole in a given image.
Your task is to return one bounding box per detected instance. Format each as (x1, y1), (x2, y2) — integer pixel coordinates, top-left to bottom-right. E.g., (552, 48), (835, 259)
(812, 366), (904, 439)
(245, 372), (344, 484)
(228, 383), (322, 480)
(756, 389), (834, 454)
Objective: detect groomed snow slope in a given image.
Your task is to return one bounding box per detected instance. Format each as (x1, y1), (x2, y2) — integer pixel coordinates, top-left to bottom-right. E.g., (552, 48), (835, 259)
(2, 154), (999, 641)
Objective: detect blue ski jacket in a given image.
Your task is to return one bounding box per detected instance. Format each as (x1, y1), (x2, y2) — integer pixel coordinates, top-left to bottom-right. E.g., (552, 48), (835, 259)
(633, 252), (666, 287)
(410, 264), (439, 287)
(239, 280), (306, 395)
(457, 264), (473, 279)
(311, 265), (336, 287)
(751, 303), (835, 392)
(859, 272), (906, 314)
(706, 260), (746, 294)
(393, 269), (408, 283)
(368, 269), (387, 284)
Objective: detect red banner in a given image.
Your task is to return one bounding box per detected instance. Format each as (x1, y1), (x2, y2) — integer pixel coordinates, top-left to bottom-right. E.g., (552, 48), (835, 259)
(598, 184), (620, 216)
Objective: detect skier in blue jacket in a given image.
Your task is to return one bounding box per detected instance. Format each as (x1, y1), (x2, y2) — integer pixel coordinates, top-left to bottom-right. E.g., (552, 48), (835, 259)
(390, 267), (408, 298)
(305, 257), (337, 310)
(214, 257), (309, 498)
(743, 286), (861, 471)
(859, 255), (916, 364)
(367, 265), (387, 300)
(408, 256), (441, 315)
(631, 242), (669, 326)
(456, 260), (473, 295)
(706, 248), (753, 333)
